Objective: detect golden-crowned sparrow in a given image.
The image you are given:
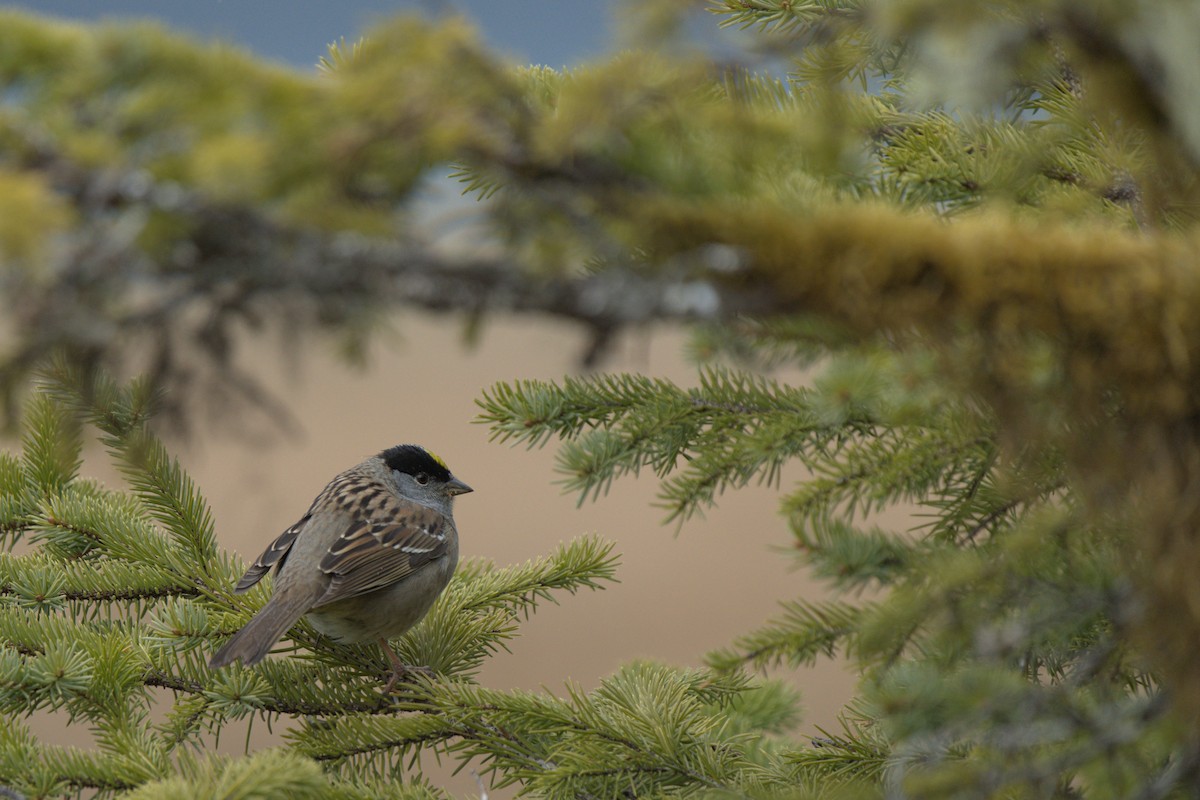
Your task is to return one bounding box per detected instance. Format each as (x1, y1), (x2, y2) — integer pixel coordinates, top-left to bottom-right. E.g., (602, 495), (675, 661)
(210, 445), (471, 688)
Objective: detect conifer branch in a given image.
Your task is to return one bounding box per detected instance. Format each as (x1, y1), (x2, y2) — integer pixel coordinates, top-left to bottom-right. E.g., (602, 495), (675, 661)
(1, 372), (627, 796)
(1, 126), (780, 422)
(142, 668), (398, 717)
(299, 665), (771, 799)
(707, 599), (863, 674)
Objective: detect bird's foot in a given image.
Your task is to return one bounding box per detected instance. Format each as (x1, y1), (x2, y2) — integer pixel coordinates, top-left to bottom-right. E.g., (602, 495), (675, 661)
(382, 663), (435, 693)
(378, 637), (435, 693)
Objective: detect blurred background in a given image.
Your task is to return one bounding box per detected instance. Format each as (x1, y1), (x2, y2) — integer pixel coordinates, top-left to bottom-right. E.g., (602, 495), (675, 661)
(8, 1), (857, 792)
(12, 1), (612, 69)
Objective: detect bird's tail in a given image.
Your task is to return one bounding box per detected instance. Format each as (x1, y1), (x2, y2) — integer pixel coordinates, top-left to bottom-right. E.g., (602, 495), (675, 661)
(209, 592), (313, 669)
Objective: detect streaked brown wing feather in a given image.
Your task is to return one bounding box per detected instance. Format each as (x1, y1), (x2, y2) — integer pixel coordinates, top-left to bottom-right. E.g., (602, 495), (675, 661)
(233, 471), (366, 594)
(314, 504), (450, 607)
(234, 517), (307, 593)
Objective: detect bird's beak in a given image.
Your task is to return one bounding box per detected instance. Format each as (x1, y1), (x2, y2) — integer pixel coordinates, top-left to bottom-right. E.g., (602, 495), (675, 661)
(446, 477), (473, 496)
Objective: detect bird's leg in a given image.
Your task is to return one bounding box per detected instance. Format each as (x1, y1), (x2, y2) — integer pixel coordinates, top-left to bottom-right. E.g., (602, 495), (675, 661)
(379, 638), (434, 693)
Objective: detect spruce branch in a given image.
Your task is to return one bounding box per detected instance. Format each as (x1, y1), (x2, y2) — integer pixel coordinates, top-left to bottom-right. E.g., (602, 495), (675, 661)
(479, 367), (890, 521)
(790, 519), (914, 590)
(1, 372), (629, 796)
(1, 125), (779, 425)
(782, 429), (993, 527)
(711, 0), (866, 36)
(119, 749), (332, 800)
(297, 664), (780, 799)
(36, 361), (227, 597)
(786, 702), (891, 787)
(707, 598), (863, 674)
(18, 393), (82, 501)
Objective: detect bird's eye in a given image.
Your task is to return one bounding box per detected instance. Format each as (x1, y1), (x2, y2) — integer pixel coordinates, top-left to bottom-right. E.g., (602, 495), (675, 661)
(414, 472), (429, 486)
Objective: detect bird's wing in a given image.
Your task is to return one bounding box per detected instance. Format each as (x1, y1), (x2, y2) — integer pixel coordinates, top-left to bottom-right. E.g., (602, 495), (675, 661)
(232, 470), (370, 593)
(312, 503), (451, 607)
(233, 517), (307, 593)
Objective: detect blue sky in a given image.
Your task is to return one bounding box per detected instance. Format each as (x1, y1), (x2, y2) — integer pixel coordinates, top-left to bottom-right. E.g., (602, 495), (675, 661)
(8, 0), (611, 69)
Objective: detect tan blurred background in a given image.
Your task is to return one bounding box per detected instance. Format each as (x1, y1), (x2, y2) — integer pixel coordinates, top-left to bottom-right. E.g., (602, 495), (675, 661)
(26, 312), (858, 794)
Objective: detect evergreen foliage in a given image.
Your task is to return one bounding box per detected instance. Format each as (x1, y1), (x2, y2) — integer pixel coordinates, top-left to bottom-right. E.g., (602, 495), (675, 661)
(1, 368), (622, 798)
(478, 355), (1175, 797)
(2, 0), (1200, 797)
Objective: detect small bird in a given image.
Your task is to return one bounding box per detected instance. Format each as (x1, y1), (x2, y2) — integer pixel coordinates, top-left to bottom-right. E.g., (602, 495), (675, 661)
(210, 444), (472, 690)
